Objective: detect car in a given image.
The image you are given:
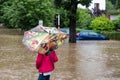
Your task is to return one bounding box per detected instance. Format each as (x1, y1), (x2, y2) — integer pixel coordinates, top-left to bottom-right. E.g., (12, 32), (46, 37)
(60, 28), (69, 35)
(76, 30), (109, 40)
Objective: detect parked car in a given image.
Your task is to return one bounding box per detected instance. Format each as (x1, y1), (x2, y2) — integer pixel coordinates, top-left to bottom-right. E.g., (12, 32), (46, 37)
(76, 30), (109, 40)
(60, 28), (69, 35)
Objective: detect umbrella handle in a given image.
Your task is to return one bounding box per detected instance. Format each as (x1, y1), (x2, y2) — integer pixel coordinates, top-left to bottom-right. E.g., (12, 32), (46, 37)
(57, 27), (60, 40)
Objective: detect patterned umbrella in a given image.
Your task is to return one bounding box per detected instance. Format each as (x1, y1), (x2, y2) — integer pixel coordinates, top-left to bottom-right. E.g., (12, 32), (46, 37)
(22, 25), (67, 53)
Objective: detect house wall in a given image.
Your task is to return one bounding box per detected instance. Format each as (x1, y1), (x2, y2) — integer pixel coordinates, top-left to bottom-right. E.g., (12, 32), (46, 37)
(78, 0), (106, 10)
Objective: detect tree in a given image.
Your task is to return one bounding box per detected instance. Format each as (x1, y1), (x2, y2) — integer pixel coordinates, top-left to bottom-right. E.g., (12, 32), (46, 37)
(116, 0), (120, 10)
(1, 0), (56, 30)
(76, 9), (91, 28)
(57, 8), (69, 28)
(106, 0), (115, 11)
(54, 0), (92, 43)
(109, 0), (116, 5)
(0, 0), (9, 23)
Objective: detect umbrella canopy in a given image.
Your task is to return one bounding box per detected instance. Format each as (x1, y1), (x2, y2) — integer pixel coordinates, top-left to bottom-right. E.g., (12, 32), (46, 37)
(22, 25), (67, 53)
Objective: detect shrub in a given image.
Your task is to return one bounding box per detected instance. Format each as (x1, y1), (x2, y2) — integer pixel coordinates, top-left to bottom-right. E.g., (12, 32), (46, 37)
(103, 32), (120, 40)
(112, 15), (120, 31)
(90, 16), (115, 33)
(108, 10), (120, 15)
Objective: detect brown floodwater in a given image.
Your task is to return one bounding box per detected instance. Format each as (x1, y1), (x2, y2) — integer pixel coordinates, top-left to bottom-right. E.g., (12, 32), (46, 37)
(0, 34), (120, 80)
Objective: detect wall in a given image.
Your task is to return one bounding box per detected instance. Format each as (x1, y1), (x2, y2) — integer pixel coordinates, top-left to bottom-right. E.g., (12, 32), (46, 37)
(78, 0), (106, 10)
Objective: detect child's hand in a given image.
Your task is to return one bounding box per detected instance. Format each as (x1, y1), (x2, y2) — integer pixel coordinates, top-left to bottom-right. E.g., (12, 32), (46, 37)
(40, 43), (49, 50)
(38, 43), (49, 54)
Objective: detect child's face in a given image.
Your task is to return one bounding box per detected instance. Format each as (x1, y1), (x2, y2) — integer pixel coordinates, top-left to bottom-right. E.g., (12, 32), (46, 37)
(49, 41), (56, 50)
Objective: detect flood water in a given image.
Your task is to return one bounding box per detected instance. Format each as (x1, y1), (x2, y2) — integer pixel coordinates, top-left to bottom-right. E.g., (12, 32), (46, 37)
(0, 34), (120, 80)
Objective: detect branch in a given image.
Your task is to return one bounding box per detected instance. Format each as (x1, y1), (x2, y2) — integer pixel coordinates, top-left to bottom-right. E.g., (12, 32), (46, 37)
(77, 1), (81, 4)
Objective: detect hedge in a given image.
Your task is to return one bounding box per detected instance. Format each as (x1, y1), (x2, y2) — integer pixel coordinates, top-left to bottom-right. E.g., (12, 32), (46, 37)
(103, 32), (120, 40)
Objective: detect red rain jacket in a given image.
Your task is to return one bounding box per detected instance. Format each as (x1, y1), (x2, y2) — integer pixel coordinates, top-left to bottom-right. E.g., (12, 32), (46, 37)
(36, 51), (58, 73)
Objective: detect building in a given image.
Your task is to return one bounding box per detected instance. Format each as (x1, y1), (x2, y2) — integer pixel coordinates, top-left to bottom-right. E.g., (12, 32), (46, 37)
(78, 0), (106, 17)
(78, 0), (106, 10)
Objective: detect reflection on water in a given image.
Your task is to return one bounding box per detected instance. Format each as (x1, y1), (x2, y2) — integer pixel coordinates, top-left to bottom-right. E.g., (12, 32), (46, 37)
(0, 35), (120, 80)
(75, 42), (106, 80)
(53, 40), (120, 80)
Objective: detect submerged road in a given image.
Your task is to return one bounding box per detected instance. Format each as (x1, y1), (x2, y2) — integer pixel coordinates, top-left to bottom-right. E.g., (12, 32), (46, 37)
(52, 40), (120, 80)
(0, 35), (120, 80)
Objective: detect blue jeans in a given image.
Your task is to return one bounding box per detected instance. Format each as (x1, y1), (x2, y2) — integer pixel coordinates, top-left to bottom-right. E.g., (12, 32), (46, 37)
(38, 73), (50, 80)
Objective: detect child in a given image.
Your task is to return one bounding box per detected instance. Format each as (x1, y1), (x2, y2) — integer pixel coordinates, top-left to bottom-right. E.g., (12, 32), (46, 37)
(36, 42), (58, 80)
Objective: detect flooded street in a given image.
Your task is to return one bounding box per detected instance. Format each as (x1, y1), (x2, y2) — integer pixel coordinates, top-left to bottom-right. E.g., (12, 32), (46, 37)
(0, 34), (120, 80)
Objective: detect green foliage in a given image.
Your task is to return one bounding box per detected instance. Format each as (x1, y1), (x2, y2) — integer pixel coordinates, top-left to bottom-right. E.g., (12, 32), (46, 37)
(116, 0), (120, 9)
(109, 0), (116, 5)
(108, 10), (120, 15)
(106, 0), (115, 11)
(57, 8), (69, 28)
(0, 0), (70, 30)
(106, 0), (120, 15)
(112, 15), (120, 30)
(0, 0), (56, 30)
(90, 16), (115, 33)
(103, 32), (120, 40)
(54, 0), (92, 43)
(54, 0), (92, 11)
(0, 0), (93, 40)
(76, 9), (91, 28)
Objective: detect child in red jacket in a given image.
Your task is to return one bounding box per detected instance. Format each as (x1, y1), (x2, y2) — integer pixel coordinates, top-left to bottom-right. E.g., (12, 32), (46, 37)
(36, 42), (58, 80)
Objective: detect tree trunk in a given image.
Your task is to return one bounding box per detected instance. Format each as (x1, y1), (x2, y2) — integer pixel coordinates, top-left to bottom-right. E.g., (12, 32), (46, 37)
(69, 1), (77, 43)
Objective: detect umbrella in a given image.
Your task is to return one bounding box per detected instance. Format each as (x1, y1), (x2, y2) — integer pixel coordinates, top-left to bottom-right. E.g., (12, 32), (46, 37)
(38, 26), (67, 45)
(22, 25), (67, 53)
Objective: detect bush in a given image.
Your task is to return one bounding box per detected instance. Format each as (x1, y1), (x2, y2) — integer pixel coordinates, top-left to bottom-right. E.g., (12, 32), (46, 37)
(112, 15), (120, 31)
(90, 16), (115, 33)
(103, 32), (120, 40)
(108, 10), (120, 15)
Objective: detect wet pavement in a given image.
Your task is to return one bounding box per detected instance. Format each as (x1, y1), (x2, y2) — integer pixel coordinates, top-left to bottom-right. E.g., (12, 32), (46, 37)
(0, 34), (120, 80)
